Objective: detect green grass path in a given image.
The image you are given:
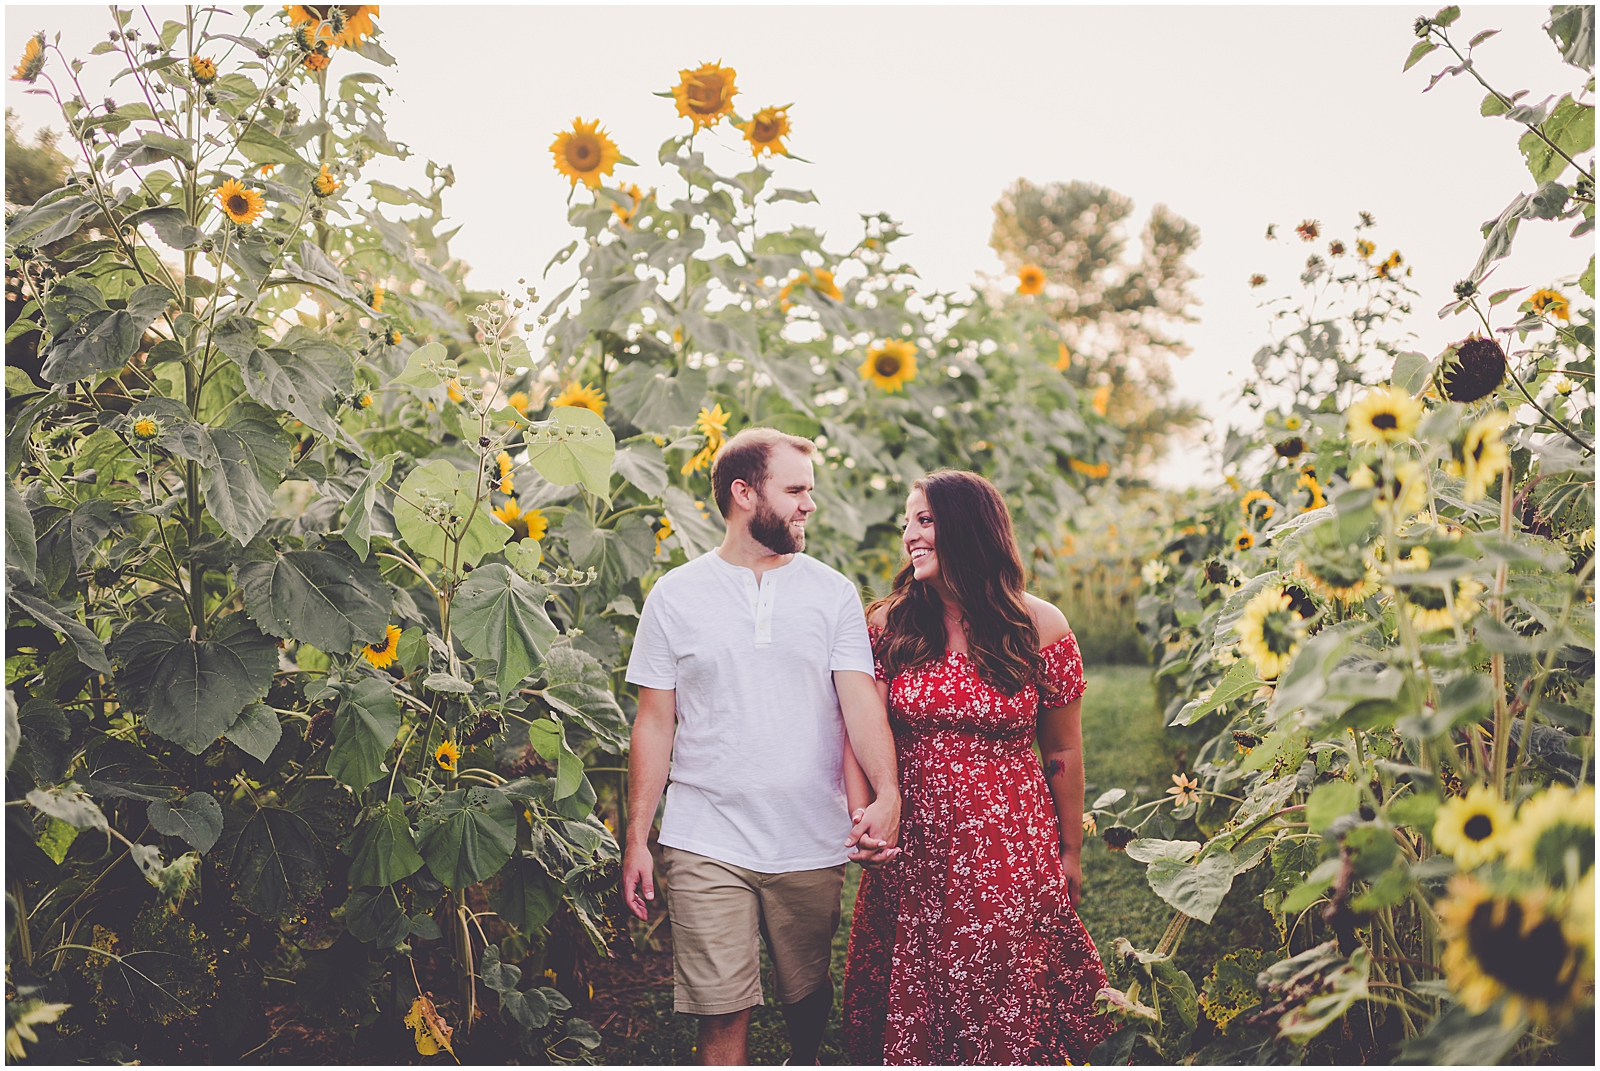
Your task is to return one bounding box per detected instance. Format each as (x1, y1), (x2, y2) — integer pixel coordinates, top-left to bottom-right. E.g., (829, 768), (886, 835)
(602, 665), (1178, 1064)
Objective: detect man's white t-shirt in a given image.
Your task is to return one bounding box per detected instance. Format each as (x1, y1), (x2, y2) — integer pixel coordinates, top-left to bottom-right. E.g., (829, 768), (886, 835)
(625, 549), (875, 873)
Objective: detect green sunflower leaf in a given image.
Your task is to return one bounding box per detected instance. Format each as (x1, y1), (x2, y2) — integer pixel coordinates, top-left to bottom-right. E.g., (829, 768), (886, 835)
(416, 786), (518, 889)
(392, 458), (510, 568)
(109, 617), (276, 754)
(325, 677), (402, 792)
(451, 563), (558, 698)
(234, 548), (393, 653)
(347, 797), (426, 889)
(524, 405), (616, 503)
(227, 806), (327, 920)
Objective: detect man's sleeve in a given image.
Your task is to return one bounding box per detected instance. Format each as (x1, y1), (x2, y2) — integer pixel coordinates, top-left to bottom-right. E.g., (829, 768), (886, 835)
(829, 583), (876, 675)
(625, 585), (677, 689)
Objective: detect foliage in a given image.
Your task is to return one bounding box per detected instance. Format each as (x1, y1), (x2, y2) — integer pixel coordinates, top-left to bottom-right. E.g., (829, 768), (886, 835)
(1093, 7), (1595, 1063)
(5, 107), (71, 206)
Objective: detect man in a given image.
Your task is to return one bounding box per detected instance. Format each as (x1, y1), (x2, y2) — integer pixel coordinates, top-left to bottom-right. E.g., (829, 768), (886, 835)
(622, 427), (901, 1066)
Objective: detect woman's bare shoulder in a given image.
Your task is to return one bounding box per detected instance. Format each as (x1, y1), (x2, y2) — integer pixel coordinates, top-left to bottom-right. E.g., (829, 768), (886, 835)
(1024, 594), (1071, 646)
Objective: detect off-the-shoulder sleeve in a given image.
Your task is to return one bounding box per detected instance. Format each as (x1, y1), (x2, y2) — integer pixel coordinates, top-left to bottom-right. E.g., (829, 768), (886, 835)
(867, 625), (890, 684)
(1037, 629), (1086, 709)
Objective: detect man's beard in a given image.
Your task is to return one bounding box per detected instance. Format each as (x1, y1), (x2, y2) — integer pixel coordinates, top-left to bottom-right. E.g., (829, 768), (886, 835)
(749, 498), (804, 555)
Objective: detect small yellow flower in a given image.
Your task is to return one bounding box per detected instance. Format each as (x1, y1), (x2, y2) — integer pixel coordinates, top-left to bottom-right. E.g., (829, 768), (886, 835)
(434, 740), (461, 772)
(740, 105), (792, 158)
(551, 381), (607, 418)
(1234, 530), (1255, 552)
(611, 183), (645, 227)
(1091, 385), (1111, 416)
(695, 403), (730, 449)
(1082, 813), (1097, 836)
(1405, 577), (1483, 633)
(492, 500), (548, 543)
(11, 33), (45, 84)
(385, 328), (403, 346)
(131, 417), (161, 442)
(447, 379), (465, 403)
(1069, 458), (1110, 479)
(1239, 489), (1276, 523)
(1527, 288), (1569, 321)
(550, 117), (621, 190)
(360, 624), (401, 669)
(860, 340), (918, 392)
(369, 286), (385, 312)
(1284, 414), (1303, 431)
(1018, 264), (1047, 296)
(1166, 772), (1201, 807)
(1446, 411), (1511, 503)
(1375, 250), (1404, 279)
(355, 391), (374, 409)
(216, 178), (266, 225)
(1054, 342), (1072, 371)
(1356, 238), (1376, 258)
(506, 390), (530, 414)
(1234, 585), (1304, 679)
(671, 60), (738, 131)
(1434, 784), (1514, 869)
(189, 55), (217, 84)
(1347, 385), (1422, 445)
(313, 163), (340, 197)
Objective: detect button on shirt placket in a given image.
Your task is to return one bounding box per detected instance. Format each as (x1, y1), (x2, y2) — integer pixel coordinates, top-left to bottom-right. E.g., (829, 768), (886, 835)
(747, 574), (776, 647)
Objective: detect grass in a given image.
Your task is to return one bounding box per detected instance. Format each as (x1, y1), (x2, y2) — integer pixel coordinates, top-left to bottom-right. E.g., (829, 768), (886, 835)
(600, 664), (1215, 1065)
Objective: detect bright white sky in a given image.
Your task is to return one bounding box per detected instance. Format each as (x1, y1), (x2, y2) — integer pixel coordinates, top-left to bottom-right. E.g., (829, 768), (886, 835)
(7, 3), (1586, 486)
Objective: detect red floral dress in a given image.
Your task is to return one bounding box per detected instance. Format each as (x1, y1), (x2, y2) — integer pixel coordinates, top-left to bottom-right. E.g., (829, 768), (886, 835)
(843, 628), (1112, 1065)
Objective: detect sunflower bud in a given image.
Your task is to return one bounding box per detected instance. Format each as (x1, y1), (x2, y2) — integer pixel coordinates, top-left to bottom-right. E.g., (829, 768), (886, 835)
(1452, 279), (1478, 300)
(326, 6), (348, 33)
(1414, 16), (1431, 36)
(130, 416), (163, 442)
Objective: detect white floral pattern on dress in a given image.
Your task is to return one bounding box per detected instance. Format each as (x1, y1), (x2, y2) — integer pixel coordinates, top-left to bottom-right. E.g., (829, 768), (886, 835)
(844, 628), (1112, 1065)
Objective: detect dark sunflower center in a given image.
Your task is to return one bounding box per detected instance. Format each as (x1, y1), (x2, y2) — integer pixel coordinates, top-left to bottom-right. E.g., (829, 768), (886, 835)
(753, 119), (781, 141)
(567, 137), (599, 169)
(367, 640), (388, 654)
(1469, 437), (1488, 464)
(1463, 813), (1494, 842)
(1276, 437), (1305, 458)
(1261, 610), (1300, 655)
(1371, 412), (1398, 431)
(1467, 900), (1573, 1001)
(227, 194), (250, 215)
(687, 78), (724, 112)
(1313, 559), (1366, 587)
(1408, 585), (1449, 612)
(509, 517), (530, 542)
(875, 355), (902, 377)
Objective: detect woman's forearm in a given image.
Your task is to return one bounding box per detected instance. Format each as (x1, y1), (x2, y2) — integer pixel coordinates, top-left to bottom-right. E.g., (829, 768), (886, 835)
(1041, 745), (1085, 856)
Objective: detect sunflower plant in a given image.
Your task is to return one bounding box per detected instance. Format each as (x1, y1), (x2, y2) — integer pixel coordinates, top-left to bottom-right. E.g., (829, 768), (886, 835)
(1090, 7), (1595, 1064)
(4, 6), (615, 1062)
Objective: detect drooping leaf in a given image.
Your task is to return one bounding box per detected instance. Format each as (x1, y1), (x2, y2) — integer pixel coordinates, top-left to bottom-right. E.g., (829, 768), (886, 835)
(662, 485), (725, 559)
(325, 677), (402, 791)
(203, 426), (278, 545)
(146, 792), (223, 854)
(39, 285), (172, 384)
(488, 853), (562, 932)
(392, 458), (510, 567)
(223, 701), (282, 763)
(110, 617), (276, 754)
(450, 563), (557, 698)
(416, 786), (518, 889)
(6, 482), (38, 582)
(347, 797), (425, 888)
(235, 548), (392, 653)
(343, 887), (410, 945)
(26, 784), (109, 831)
(9, 591), (114, 676)
(340, 452), (401, 560)
(79, 738), (183, 801)
(611, 442), (668, 497)
(1145, 847), (1238, 924)
(228, 806), (327, 920)
(523, 406), (616, 502)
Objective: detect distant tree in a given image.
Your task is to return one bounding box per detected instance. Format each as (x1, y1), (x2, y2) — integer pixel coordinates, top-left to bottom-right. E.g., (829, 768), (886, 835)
(990, 178), (1203, 473)
(5, 108), (71, 206)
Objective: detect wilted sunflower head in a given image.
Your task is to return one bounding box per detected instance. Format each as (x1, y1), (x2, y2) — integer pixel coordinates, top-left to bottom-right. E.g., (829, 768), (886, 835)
(1328, 239), (1346, 257)
(1249, 273), (1267, 288)
(1018, 264), (1047, 295)
(1528, 288), (1570, 322)
(549, 117), (621, 189)
(1204, 560), (1231, 585)
(1438, 875), (1592, 1027)
(859, 339), (918, 392)
(1453, 279), (1478, 300)
(1102, 826), (1136, 853)
(1348, 385), (1422, 445)
(12, 33), (46, 84)
(1446, 410), (1512, 502)
(1233, 585), (1306, 679)
(671, 61), (738, 131)
(741, 105), (791, 158)
(1507, 784), (1595, 885)
(551, 381), (606, 417)
(215, 178), (265, 225)
(1295, 219), (1320, 241)
(1275, 436), (1306, 460)
(1441, 337), (1507, 403)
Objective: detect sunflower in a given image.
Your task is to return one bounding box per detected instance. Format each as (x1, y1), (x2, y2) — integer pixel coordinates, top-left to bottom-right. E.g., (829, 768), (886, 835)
(550, 118), (621, 190)
(492, 500), (548, 543)
(1274, 436), (1306, 461)
(1507, 784), (1595, 882)
(860, 339), (918, 392)
(741, 105), (791, 157)
(216, 178), (266, 225)
(1297, 471), (1327, 511)
(1375, 250), (1404, 280)
(130, 417), (162, 442)
(385, 328), (402, 346)
(1284, 414), (1303, 431)
(1102, 826), (1136, 853)
(671, 61), (738, 131)
(360, 624), (401, 669)
(1234, 585), (1305, 679)
(1167, 773), (1201, 807)
(1434, 784), (1515, 868)
(1234, 530), (1255, 553)
(303, 50), (330, 72)
(1356, 238), (1376, 258)
(496, 451), (514, 493)
(1328, 240), (1346, 257)
(1070, 458), (1110, 479)
(1055, 342), (1072, 371)
(1091, 385), (1111, 416)
(1232, 730), (1261, 754)
(446, 379), (465, 403)
(779, 269), (842, 310)
(355, 390), (374, 409)
(313, 164), (340, 197)
(1292, 555), (1376, 604)
(369, 285), (385, 312)
(1240, 489), (1276, 522)
(1204, 560), (1231, 585)
(11, 33), (45, 83)
(506, 391), (530, 414)
(1403, 576), (1484, 633)
(682, 443), (716, 476)
(551, 381), (606, 417)
(695, 403), (730, 449)
(1348, 385), (1422, 445)
(1017, 265), (1047, 295)
(434, 739), (460, 772)
(1390, 543), (1430, 572)
(1295, 219), (1320, 241)
(189, 55), (217, 84)
(1248, 274), (1267, 288)
(1438, 874), (1591, 1026)
(611, 183), (644, 227)
(1441, 337), (1506, 403)
(1528, 288), (1570, 322)
(1446, 411), (1511, 502)
(285, 5), (380, 49)
(653, 515), (674, 555)
(1082, 813), (1097, 836)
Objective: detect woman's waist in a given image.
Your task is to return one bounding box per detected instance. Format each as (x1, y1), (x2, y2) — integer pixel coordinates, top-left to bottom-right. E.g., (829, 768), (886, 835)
(892, 722), (1039, 760)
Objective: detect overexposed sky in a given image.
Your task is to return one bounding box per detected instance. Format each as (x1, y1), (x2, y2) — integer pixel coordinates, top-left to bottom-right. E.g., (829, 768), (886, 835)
(6, 3), (1586, 486)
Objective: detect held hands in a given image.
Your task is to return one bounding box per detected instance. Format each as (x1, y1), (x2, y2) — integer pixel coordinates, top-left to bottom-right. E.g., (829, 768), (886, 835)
(621, 840), (656, 920)
(845, 793), (902, 867)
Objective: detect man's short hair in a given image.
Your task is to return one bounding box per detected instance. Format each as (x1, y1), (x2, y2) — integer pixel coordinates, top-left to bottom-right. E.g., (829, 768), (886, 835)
(710, 427), (819, 517)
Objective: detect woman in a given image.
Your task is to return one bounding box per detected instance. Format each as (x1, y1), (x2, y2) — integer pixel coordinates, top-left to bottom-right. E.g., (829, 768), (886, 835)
(842, 470), (1111, 1065)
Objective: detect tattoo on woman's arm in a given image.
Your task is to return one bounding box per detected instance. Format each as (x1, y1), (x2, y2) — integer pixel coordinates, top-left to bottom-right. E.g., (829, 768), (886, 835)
(1044, 758), (1065, 779)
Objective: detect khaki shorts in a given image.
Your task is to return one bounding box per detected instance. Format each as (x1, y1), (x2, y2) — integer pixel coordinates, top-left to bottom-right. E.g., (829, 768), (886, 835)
(661, 846), (846, 1016)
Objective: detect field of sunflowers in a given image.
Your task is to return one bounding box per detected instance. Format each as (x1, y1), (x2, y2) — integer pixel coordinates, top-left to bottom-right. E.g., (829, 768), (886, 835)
(3, 3), (1593, 1065)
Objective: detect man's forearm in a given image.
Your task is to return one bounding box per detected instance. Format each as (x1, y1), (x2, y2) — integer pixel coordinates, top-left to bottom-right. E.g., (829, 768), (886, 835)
(626, 716), (675, 848)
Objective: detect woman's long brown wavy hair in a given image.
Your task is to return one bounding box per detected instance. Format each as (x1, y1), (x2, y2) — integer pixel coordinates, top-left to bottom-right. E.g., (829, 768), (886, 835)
(869, 470), (1044, 695)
